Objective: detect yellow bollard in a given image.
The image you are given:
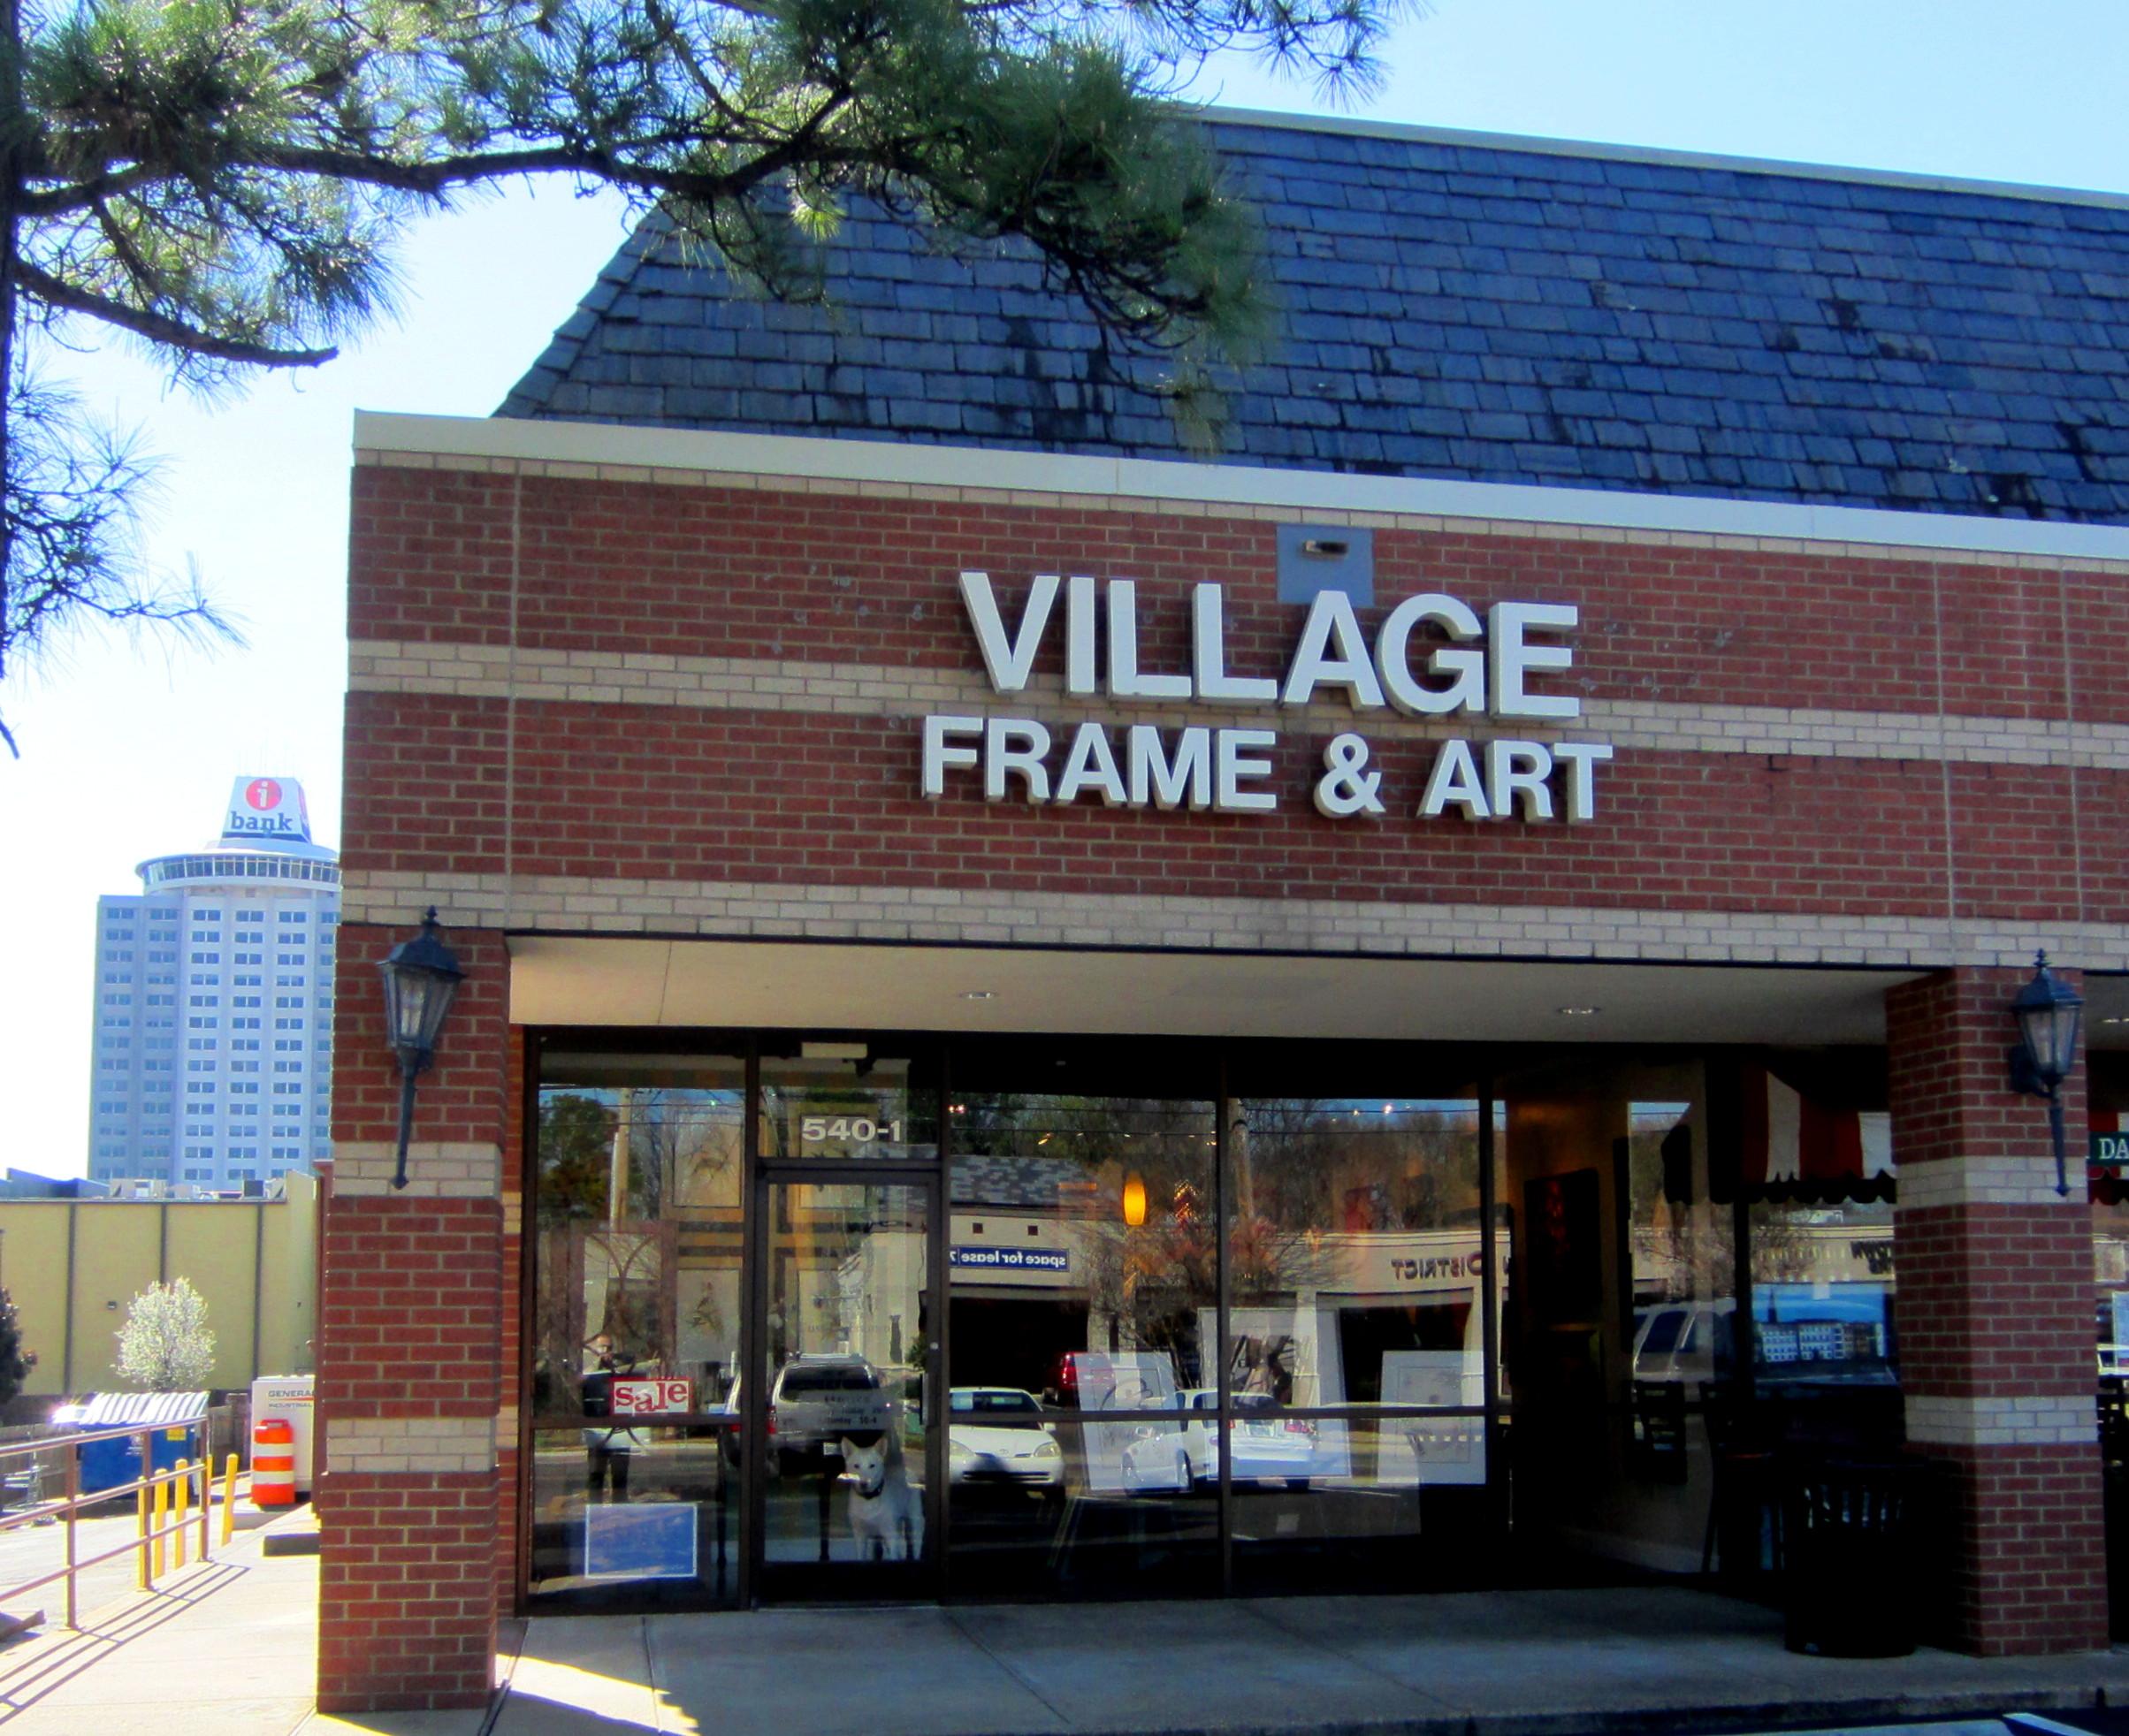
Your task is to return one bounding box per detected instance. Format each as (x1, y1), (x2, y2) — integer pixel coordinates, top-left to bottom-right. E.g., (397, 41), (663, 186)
(136, 1479), (151, 1590)
(172, 1460), (189, 1569)
(151, 1469), (168, 1581)
(219, 1455), (239, 1546)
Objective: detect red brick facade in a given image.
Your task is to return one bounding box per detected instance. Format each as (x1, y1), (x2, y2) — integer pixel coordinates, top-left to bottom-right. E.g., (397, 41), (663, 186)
(318, 925), (513, 1710)
(1889, 967), (2105, 1654)
(321, 433), (2127, 1708)
(339, 468), (2129, 928)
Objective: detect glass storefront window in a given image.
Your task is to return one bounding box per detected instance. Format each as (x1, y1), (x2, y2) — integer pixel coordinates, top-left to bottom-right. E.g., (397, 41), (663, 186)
(1221, 1095), (1487, 1588)
(1738, 1055), (1898, 1423)
(530, 1055), (745, 1606)
(1227, 1098), (1489, 1413)
(522, 1032), (1904, 1609)
(946, 1085), (1218, 1598)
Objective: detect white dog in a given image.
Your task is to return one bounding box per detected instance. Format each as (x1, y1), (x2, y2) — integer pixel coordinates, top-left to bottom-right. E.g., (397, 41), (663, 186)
(841, 1435), (924, 1560)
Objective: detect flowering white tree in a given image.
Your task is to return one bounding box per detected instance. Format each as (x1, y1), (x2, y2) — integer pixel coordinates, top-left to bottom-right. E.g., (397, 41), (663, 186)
(114, 1278), (216, 1391)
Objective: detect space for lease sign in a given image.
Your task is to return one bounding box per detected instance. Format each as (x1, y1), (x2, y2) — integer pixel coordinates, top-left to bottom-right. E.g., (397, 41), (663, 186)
(950, 1246), (1070, 1272)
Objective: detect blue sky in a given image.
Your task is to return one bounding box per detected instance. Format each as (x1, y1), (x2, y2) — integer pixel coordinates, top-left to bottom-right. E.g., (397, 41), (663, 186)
(4, 0), (2128, 1176)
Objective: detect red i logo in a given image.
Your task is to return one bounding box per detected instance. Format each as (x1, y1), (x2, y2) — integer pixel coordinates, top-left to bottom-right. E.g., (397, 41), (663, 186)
(246, 779), (282, 811)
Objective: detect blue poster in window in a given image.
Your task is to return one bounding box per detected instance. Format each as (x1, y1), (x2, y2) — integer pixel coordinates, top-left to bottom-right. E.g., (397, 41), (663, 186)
(584, 1502), (697, 1580)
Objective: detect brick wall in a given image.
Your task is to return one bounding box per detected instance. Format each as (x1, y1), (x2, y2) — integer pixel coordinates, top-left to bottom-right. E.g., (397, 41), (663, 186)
(347, 468), (2129, 727)
(341, 467), (2129, 937)
(316, 1475), (504, 1714)
(1889, 966), (2106, 1655)
(324, 450), (2129, 1707)
(318, 923), (514, 1710)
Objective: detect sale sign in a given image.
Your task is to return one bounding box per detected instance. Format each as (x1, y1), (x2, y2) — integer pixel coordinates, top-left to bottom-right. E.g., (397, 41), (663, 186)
(610, 1378), (693, 1417)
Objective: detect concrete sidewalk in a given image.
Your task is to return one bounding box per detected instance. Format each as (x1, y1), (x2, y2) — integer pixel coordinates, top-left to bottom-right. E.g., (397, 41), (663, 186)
(0, 1504), (483, 1736)
(494, 1589), (2129, 1736)
(8, 1534), (2129, 1736)
(0, 1508), (324, 1734)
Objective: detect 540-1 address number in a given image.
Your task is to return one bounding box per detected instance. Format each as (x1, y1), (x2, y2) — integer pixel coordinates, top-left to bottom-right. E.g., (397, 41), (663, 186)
(800, 1116), (904, 1144)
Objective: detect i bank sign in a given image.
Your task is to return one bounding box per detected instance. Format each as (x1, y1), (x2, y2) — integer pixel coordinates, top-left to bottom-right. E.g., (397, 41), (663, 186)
(221, 775), (314, 842)
(920, 575), (1615, 823)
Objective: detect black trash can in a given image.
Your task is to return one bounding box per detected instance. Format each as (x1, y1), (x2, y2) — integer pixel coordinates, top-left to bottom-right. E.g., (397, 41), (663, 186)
(1781, 1454), (1920, 1657)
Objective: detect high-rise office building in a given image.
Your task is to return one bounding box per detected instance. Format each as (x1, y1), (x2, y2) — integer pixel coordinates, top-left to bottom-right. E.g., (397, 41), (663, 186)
(87, 777), (340, 1188)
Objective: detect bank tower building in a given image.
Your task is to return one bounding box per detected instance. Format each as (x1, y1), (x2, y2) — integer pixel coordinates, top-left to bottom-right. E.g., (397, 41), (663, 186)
(88, 777), (340, 1188)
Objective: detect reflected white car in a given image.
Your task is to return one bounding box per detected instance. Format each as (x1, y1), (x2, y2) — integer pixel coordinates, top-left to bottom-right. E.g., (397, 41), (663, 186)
(1118, 1390), (1318, 1492)
(948, 1387), (1064, 1496)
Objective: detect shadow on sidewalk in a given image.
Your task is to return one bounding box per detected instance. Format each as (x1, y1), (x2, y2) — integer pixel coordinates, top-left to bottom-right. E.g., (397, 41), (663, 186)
(0, 1560), (246, 1722)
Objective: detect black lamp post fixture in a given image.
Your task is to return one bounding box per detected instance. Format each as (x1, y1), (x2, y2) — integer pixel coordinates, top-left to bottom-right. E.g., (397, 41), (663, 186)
(378, 908), (465, 1192)
(2008, 949), (2084, 1198)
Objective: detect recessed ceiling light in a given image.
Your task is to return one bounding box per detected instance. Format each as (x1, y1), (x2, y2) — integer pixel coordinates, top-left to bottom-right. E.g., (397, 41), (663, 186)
(960, 989), (996, 1001)
(1558, 1006), (1600, 1016)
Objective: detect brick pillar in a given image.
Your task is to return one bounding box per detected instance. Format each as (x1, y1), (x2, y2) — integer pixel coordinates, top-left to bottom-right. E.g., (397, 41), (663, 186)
(1889, 965), (2105, 1655)
(317, 922), (512, 1714)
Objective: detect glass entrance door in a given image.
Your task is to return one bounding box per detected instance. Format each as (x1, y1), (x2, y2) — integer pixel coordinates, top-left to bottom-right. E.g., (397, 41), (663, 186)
(750, 1169), (940, 1599)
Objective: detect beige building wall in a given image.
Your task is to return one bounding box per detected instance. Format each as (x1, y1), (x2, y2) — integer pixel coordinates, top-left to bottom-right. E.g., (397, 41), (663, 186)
(2, 1176), (318, 1396)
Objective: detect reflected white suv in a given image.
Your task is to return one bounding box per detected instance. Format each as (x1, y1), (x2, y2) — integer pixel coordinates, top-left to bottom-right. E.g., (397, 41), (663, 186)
(721, 1353), (893, 1473)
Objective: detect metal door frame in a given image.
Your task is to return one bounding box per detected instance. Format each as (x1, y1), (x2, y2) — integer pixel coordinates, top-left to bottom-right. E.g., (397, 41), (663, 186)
(743, 1154), (946, 1605)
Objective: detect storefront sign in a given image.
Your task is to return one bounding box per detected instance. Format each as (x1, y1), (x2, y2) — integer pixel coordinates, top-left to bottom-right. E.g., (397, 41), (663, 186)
(609, 1377), (693, 1416)
(1388, 1252), (1482, 1282)
(220, 773), (313, 841)
(950, 1245), (1069, 1273)
(920, 575), (1615, 822)
(2094, 1131), (2129, 1167)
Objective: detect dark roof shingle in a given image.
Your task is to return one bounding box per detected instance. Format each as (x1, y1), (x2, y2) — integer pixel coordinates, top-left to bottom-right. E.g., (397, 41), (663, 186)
(498, 116), (2129, 522)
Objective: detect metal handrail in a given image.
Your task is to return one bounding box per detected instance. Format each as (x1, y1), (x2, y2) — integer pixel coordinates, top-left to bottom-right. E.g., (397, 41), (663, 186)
(0, 1423), (239, 1629)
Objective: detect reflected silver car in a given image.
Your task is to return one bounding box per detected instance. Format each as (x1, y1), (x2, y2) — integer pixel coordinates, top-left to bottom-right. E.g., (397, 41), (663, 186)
(948, 1387), (1064, 1496)
(1119, 1390), (1317, 1491)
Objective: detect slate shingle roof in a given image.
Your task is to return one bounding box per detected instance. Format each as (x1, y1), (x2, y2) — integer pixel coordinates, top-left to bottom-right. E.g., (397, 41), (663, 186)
(498, 114), (2129, 522)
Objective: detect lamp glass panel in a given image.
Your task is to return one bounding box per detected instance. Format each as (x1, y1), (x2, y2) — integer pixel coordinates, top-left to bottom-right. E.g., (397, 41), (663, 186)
(2043, 1001), (2083, 1077)
(388, 971), (434, 1049)
(378, 968), (408, 1045)
(389, 970), (455, 1050)
(2017, 996), (2082, 1083)
(413, 973), (460, 1048)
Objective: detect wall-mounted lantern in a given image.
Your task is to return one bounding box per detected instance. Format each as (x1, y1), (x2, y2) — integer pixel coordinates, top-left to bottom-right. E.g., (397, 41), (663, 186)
(378, 908), (464, 1192)
(2009, 950), (2084, 1198)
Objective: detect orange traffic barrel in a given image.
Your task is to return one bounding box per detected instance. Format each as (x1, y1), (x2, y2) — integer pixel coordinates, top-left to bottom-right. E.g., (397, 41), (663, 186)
(252, 1418), (296, 1509)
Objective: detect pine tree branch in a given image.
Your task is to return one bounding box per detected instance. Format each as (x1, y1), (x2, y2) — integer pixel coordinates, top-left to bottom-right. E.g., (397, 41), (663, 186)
(18, 164), (160, 217)
(12, 261), (338, 365)
(237, 141), (675, 197)
(233, 126), (865, 206)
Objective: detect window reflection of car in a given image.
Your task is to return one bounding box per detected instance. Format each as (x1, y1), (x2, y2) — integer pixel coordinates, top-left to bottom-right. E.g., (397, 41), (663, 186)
(947, 1388), (1064, 1498)
(719, 1353), (891, 1473)
(1118, 1390), (1316, 1492)
(1630, 1302), (1736, 1385)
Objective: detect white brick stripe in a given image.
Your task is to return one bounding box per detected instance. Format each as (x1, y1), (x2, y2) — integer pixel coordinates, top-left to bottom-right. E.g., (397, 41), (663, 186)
(327, 1413), (496, 1475)
(347, 640), (2129, 773)
(1896, 1158), (2075, 1211)
(330, 1139), (501, 1199)
(340, 870), (2129, 971)
(1904, 1394), (2098, 1449)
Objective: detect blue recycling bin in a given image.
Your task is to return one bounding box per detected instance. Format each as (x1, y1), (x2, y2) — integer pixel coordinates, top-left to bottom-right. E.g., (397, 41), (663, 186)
(54, 1393), (211, 1497)
(76, 1422), (201, 1496)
